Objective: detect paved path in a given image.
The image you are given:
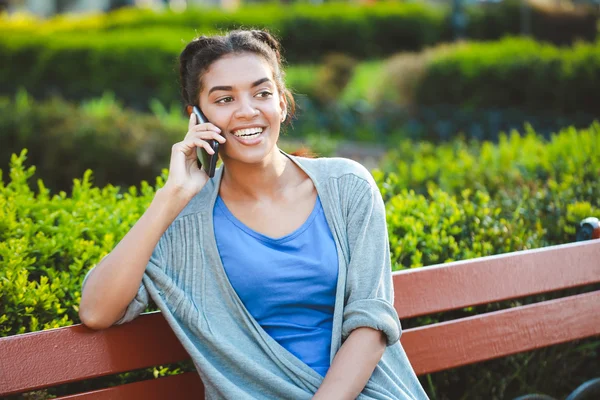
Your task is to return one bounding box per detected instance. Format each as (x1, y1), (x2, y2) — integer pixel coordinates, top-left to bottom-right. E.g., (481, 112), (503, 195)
(335, 141), (387, 171)
(283, 139), (387, 170)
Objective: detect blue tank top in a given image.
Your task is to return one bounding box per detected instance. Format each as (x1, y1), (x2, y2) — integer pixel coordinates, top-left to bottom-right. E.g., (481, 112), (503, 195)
(213, 195), (339, 377)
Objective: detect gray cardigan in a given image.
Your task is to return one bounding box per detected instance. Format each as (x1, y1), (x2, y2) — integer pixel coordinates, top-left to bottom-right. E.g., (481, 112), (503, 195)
(91, 152), (428, 399)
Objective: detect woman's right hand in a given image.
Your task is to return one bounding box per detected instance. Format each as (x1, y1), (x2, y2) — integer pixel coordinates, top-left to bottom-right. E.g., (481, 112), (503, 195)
(163, 113), (226, 199)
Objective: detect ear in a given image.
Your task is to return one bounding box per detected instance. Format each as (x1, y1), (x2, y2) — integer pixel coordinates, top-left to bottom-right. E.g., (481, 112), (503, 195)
(279, 93), (287, 122)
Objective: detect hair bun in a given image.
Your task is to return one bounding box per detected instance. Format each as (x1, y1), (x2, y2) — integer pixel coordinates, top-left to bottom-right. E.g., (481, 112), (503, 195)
(180, 36), (210, 64)
(250, 30), (282, 63)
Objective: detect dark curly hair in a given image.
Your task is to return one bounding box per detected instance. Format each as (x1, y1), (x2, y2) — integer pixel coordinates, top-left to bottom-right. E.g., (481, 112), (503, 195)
(179, 29), (296, 125)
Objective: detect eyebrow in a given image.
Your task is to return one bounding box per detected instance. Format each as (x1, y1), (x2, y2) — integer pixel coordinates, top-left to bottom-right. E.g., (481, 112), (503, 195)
(208, 77), (272, 95)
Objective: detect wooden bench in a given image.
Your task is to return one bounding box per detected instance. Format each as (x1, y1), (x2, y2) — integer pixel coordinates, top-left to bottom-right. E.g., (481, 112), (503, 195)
(1, 239), (599, 399)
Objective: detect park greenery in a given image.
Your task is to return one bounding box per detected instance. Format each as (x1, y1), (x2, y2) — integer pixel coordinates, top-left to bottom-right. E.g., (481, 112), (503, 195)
(2, 1), (596, 59)
(1, 1), (599, 398)
(1, 12), (598, 112)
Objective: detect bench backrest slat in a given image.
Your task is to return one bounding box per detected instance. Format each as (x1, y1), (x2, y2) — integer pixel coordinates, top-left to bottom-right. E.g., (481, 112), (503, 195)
(402, 290), (600, 375)
(393, 240), (600, 319)
(55, 372), (203, 400)
(0, 313), (188, 396)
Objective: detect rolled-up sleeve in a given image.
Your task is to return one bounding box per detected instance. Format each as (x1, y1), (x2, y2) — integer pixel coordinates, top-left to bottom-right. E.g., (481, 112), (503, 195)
(341, 178), (401, 346)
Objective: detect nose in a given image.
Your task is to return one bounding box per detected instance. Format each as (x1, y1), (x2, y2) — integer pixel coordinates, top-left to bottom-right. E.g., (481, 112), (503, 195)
(233, 96), (259, 120)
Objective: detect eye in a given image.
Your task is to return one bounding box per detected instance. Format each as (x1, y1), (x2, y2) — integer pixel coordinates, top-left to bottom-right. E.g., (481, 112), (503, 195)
(216, 96), (233, 104)
(256, 90), (273, 98)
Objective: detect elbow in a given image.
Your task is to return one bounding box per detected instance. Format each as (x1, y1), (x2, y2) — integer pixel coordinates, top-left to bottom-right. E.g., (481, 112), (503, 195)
(79, 310), (109, 331)
(78, 304), (115, 331)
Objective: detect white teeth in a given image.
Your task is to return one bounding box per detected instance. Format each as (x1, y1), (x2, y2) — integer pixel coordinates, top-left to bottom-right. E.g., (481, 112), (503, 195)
(233, 127), (263, 137)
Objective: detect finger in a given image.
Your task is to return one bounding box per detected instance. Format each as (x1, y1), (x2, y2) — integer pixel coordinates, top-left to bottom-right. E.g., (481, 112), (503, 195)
(188, 130), (226, 144)
(185, 128), (225, 143)
(188, 112), (196, 130)
(194, 139), (215, 155)
(175, 134), (221, 155)
(192, 123), (221, 134)
(172, 138), (201, 155)
(178, 138), (216, 155)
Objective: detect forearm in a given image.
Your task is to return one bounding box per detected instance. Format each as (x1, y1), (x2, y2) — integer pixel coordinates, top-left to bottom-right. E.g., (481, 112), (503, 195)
(79, 187), (190, 329)
(313, 327), (387, 400)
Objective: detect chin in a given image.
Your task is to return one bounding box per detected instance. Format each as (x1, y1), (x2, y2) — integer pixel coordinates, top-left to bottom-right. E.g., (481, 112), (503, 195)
(223, 143), (279, 166)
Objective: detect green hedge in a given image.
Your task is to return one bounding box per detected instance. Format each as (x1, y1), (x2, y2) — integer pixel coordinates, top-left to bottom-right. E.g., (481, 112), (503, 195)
(0, 152), (161, 336)
(0, 3), (444, 109)
(1, 3), (447, 59)
(378, 37), (600, 116)
(0, 91), (181, 192)
(466, 0), (599, 45)
(1, 2), (597, 110)
(0, 28), (188, 110)
(3, 2), (595, 52)
(0, 3), (447, 62)
(376, 122), (600, 248)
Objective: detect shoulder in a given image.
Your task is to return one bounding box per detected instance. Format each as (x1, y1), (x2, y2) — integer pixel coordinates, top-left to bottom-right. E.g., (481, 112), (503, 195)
(294, 155), (375, 185)
(293, 155), (378, 199)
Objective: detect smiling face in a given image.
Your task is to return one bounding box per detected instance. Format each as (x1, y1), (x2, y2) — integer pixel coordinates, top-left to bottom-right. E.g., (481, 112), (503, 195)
(198, 52), (287, 165)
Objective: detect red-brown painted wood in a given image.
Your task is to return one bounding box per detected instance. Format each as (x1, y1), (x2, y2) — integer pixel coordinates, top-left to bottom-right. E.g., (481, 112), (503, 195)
(393, 240), (600, 319)
(55, 372), (203, 400)
(0, 312), (188, 396)
(401, 290), (600, 375)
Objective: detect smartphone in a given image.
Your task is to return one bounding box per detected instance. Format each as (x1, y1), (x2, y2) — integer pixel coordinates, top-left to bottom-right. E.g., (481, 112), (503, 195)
(191, 105), (219, 178)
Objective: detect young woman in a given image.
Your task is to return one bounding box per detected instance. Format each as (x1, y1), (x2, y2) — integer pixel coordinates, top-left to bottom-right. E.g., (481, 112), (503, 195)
(79, 29), (428, 400)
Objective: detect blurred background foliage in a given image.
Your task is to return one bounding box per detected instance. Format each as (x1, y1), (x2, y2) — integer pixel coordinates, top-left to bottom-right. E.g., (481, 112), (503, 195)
(1, 0), (599, 399)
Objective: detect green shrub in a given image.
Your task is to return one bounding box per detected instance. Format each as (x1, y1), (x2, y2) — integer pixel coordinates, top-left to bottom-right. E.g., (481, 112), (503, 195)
(378, 123), (599, 196)
(375, 122), (600, 246)
(2, 2), (594, 50)
(384, 188), (544, 269)
(1, 2), (597, 112)
(378, 37), (600, 115)
(0, 150), (162, 336)
(0, 91), (181, 192)
(467, 0), (599, 45)
(1, 3), (448, 61)
(0, 2), (446, 112)
(0, 28), (190, 110)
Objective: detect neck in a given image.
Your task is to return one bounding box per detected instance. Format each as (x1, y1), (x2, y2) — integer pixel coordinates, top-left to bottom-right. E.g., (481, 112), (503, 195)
(220, 147), (293, 201)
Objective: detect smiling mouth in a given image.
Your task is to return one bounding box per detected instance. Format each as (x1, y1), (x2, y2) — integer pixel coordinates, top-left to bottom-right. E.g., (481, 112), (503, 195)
(231, 127), (264, 139)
